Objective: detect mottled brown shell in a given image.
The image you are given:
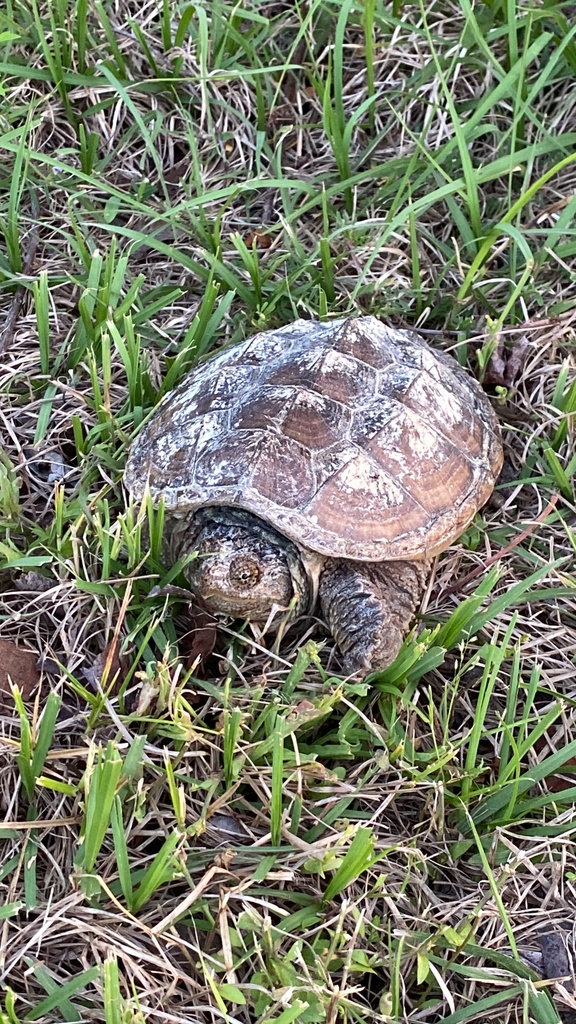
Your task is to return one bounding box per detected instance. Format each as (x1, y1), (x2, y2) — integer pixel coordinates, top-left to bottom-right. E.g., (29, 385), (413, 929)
(125, 317), (503, 561)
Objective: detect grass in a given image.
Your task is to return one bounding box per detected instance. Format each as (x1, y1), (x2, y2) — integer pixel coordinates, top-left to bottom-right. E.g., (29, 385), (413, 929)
(0, 0), (576, 1020)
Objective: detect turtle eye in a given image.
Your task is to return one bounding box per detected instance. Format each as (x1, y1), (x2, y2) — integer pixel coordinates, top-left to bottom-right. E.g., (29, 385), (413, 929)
(229, 555), (262, 589)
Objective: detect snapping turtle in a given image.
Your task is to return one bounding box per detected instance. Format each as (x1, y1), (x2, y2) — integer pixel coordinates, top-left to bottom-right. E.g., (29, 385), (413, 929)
(125, 317), (503, 673)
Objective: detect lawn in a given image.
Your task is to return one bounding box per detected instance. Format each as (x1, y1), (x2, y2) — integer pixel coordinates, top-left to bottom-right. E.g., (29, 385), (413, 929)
(1, 0), (576, 1021)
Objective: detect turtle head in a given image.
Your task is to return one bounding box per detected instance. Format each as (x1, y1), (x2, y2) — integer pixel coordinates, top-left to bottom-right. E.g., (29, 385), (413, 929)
(183, 509), (311, 625)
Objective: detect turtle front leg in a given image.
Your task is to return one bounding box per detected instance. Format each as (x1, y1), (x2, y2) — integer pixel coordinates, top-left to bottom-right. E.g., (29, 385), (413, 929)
(319, 559), (429, 674)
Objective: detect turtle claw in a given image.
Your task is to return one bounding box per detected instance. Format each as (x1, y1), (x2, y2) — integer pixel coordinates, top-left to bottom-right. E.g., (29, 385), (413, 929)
(319, 559), (429, 674)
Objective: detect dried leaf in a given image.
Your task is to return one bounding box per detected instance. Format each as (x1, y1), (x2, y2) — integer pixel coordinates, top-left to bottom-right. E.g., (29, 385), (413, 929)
(0, 640), (40, 706)
(15, 571), (54, 593)
(267, 101), (297, 132)
(83, 638), (126, 694)
(484, 334), (529, 387)
(181, 606), (217, 672)
(243, 229), (272, 249)
(539, 932), (574, 987)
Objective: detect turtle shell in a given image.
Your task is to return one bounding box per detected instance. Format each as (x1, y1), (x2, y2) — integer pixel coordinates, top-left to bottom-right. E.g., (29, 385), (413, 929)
(125, 317), (503, 561)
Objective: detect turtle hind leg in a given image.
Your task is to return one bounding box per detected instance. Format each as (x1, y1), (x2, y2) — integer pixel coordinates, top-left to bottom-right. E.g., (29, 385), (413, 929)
(318, 559), (429, 674)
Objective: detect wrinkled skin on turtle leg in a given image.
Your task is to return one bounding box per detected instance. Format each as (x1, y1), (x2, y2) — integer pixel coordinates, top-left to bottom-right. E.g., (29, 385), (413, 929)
(319, 559), (430, 674)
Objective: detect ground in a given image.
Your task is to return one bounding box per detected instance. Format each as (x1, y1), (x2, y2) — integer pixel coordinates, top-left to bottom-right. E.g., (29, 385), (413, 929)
(1, 1), (576, 1022)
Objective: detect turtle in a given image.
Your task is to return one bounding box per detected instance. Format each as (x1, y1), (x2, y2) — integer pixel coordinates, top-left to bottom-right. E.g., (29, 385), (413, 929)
(124, 316), (503, 673)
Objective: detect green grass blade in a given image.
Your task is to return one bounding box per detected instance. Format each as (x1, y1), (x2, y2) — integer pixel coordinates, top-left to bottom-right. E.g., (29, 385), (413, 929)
(324, 828), (379, 901)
